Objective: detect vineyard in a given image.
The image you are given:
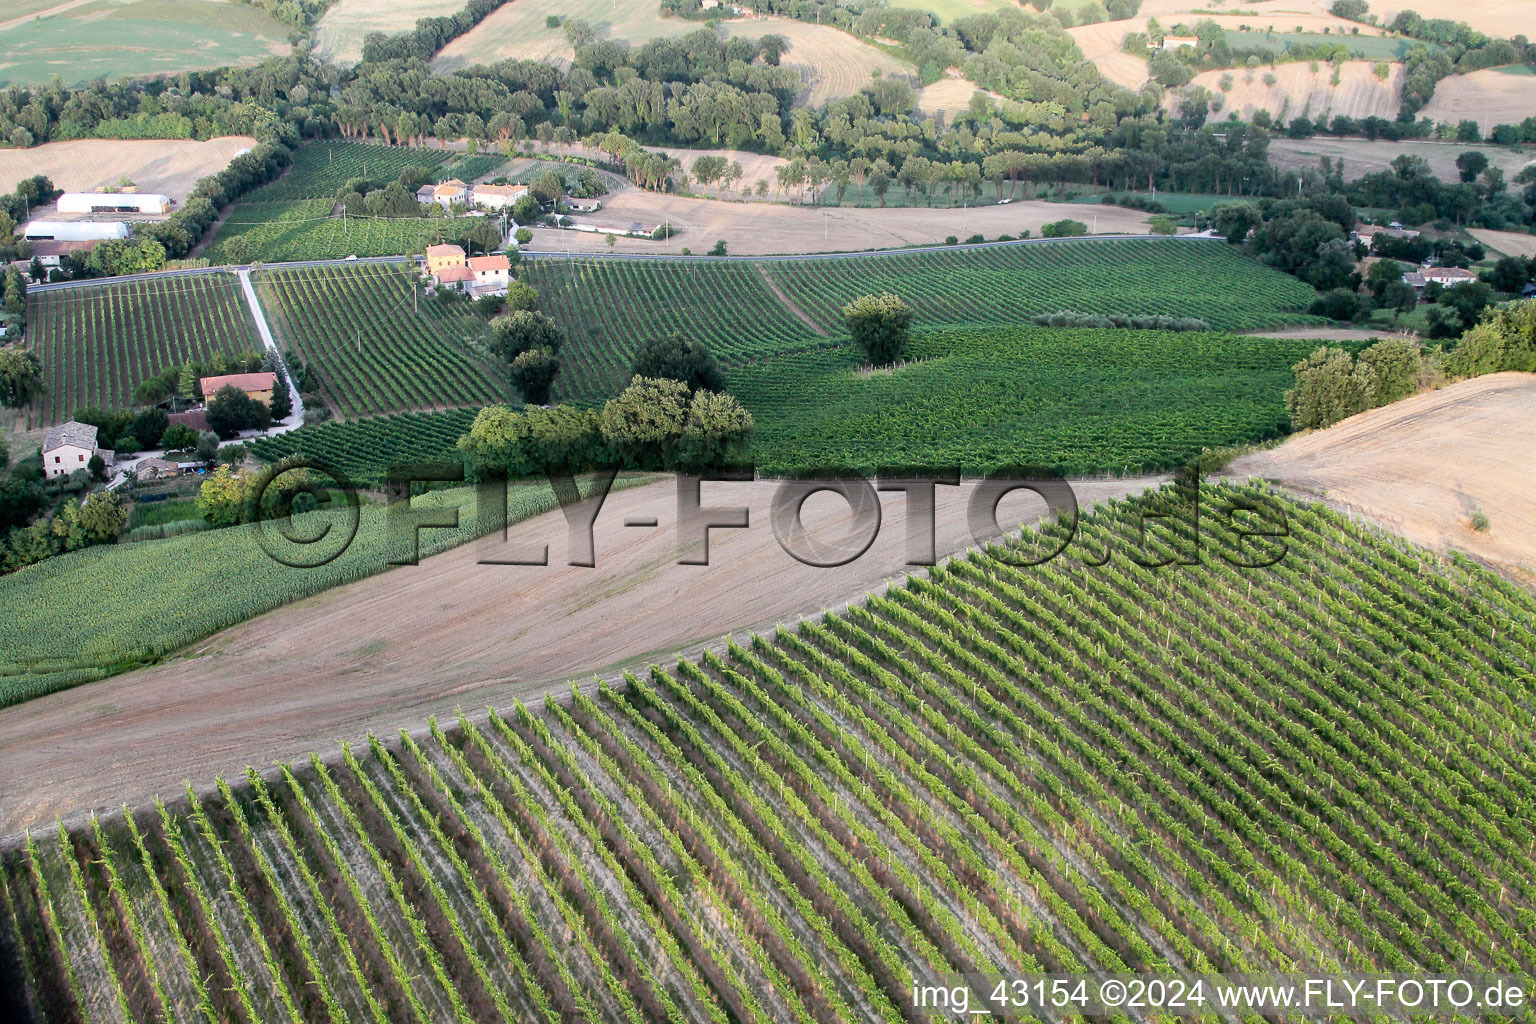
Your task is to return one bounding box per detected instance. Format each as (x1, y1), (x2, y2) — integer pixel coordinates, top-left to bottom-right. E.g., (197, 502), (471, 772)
(522, 257), (832, 402)
(249, 408), (481, 488)
(734, 325), (1318, 476)
(24, 275), (259, 426)
(4, 484), (1535, 1021)
(207, 201), (468, 264)
(524, 239), (1323, 402)
(245, 142), (457, 203)
(255, 262), (509, 419)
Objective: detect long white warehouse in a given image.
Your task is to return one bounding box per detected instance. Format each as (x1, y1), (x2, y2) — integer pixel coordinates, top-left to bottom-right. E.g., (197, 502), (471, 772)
(22, 220), (132, 241)
(55, 192), (173, 215)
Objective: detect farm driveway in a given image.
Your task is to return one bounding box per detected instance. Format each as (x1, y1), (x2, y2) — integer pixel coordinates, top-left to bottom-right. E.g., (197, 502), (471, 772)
(0, 473), (1165, 836)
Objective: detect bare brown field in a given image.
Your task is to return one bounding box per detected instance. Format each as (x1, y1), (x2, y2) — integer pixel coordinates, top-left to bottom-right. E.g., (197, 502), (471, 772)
(1420, 68), (1536, 133)
(313, 0), (465, 63)
(1176, 60), (1403, 123)
(0, 473), (1165, 833)
(1268, 136), (1536, 181)
(0, 135), (256, 200)
(1373, 1), (1536, 41)
(1468, 228), (1536, 258)
(1227, 372), (1536, 586)
(537, 191), (1155, 254)
(914, 75), (1000, 117)
(435, 4), (914, 105)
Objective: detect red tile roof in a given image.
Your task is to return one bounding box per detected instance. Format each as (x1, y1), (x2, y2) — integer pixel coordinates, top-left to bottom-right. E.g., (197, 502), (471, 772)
(426, 243), (466, 258)
(435, 266), (475, 283)
(468, 255), (509, 272)
(200, 372), (277, 398)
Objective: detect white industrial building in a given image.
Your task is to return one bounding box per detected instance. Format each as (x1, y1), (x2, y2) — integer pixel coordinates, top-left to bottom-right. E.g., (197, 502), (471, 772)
(55, 192), (173, 215)
(22, 220), (131, 242)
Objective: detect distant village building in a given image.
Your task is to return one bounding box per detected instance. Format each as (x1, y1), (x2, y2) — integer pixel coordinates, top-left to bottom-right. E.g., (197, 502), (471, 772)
(1161, 35), (1199, 49)
(22, 220), (131, 242)
(135, 457), (184, 481)
(42, 421), (103, 480)
(416, 184), (438, 205)
(200, 372), (277, 406)
(1355, 224), (1421, 249)
(565, 196), (602, 213)
(471, 183), (529, 211)
(56, 192), (173, 215)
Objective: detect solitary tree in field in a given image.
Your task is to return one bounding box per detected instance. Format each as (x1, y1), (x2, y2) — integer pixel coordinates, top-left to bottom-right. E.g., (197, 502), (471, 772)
(844, 293), (913, 365)
(509, 348), (561, 405)
(490, 311), (564, 363)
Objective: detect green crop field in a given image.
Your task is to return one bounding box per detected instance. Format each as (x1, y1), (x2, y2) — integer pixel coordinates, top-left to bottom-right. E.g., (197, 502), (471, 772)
(249, 407), (481, 488)
(734, 325), (1317, 476)
(1223, 29), (1434, 62)
(6, 484), (1534, 1021)
(0, 0), (288, 87)
(24, 274), (260, 426)
(0, 476), (646, 707)
(526, 239), (1322, 403)
(256, 262), (509, 419)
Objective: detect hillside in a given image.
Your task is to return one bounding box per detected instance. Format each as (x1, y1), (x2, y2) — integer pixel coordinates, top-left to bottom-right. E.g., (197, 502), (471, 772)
(1420, 66), (1536, 133)
(1174, 60), (1404, 124)
(1227, 371), (1536, 586)
(4, 483), (1534, 1020)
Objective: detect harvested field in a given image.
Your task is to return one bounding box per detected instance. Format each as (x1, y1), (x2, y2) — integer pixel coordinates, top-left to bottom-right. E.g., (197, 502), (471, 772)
(313, 0), (465, 63)
(1468, 228), (1536, 258)
(435, 6), (915, 106)
(0, 136), (256, 201)
(1268, 136), (1536, 181)
(1420, 68), (1536, 133)
(1227, 372), (1536, 586)
(1175, 60), (1403, 123)
(0, 473), (1165, 832)
(1371, 0), (1535, 41)
(535, 192), (1154, 255)
(914, 75), (1003, 118)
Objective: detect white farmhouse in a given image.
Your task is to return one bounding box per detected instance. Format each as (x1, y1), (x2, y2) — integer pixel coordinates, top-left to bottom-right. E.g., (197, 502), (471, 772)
(468, 254), (511, 293)
(42, 421), (102, 480)
(56, 193), (173, 215)
(470, 183), (529, 211)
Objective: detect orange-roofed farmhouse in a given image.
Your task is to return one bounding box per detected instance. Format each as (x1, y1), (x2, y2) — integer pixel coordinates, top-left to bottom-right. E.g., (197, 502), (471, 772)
(425, 243), (467, 276)
(201, 372), (277, 406)
(468, 254), (510, 291)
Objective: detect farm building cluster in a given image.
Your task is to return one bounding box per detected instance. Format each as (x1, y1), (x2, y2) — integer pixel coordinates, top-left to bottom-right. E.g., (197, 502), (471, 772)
(415, 179), (531, 211)
(424, 243), (511, 296)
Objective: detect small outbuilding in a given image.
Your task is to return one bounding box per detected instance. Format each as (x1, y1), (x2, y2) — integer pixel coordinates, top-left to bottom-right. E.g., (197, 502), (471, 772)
(56, 192), (173, 215)
(200, 372), (277, 406)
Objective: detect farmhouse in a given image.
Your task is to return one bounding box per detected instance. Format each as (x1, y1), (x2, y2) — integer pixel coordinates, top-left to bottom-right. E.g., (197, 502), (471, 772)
(565, 197), (603, 213)
(134, 457), (184, 481)
(468, 254), (510, 292)
(200, 372), (277, 406)
(425, 243), (467, 276)
(22, 221), (131, 242)
(1161, 35), (1199, 50)
(415, 184), (438, 205)
(434, 265), (476, 292)
(1422, 267), (1478, 288)
(56, 193), (173, 216)
(430, 179), (470, 209)
(470, 183), (529, 210)
(25, 239), (98, 268)
(41, 421), (104, 480)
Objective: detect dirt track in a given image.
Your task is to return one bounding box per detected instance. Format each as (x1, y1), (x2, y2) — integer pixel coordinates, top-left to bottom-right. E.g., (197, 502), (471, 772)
(1226, 372), (1536, 586)
(0, 473), (1165, 837)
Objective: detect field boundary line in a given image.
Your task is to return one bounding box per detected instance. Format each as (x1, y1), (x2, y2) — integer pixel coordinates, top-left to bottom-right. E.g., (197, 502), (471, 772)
(755, 263), (828, 336)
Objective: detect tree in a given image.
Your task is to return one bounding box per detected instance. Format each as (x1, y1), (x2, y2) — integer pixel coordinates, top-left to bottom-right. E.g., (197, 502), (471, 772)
(177, 364), (199, 398)
(76, 490), (127, 542)
(508, 348), (561, 404)
(160, 423), (198, 451)
(0, 348), (42, 408)
(530, 171), (564, 205)
(205, 385), (269, 438)
(131, 407), (169, 449)
(134, 377), (170, 406)
(489, 311), (563, 362)
(88, 453), (107, 482)
(1356, 337), (1423, 405)
(1041, 219), (1089, 238)
(1456, 150), (1489, 183)
(197, 466), (248, 527)
(631, 333), (726, 394)
(195, 430), (221, 465)
(268, 379), (292, 421)
(503, 280), (538, 311)
(1438, 280), (1492, 330)
(1330, 0), (1369, 19)
(1309, 288), (1367, 322)
(675, 390), (755, 472)
(1212, 202), (1261, 245)
(511, 195), (542, 224)
(1365, 258), (1407, 297)
(844, 293), (913, 365)
(1488, 257), (1529, 293)
(1378, 281), (1419, 320)
(514, 227), (534, 245)
(599, 375), (691, 467)
(1148, 215), (1178, 235)
(1286, 347), (1376, 429)
(465, 217), (503, 254)
(759, 34), (789, 66)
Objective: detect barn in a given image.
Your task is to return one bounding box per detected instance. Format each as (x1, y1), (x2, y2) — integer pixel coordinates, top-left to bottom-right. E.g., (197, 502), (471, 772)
(56, 193), (173, 215)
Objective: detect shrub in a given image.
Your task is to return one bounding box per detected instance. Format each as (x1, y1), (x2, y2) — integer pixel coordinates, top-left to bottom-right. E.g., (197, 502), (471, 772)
(1041, 219), (1089, 238)
(843, 293), (913, 365)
